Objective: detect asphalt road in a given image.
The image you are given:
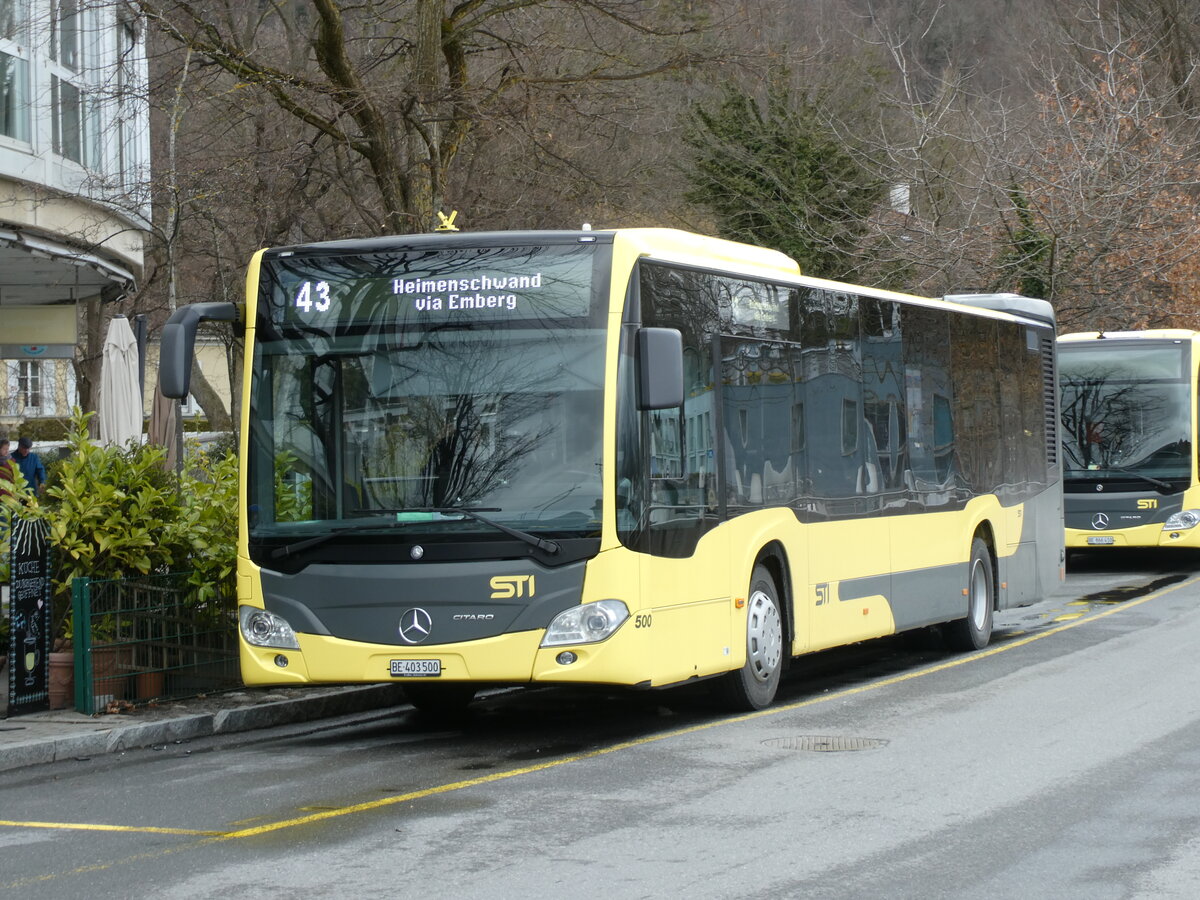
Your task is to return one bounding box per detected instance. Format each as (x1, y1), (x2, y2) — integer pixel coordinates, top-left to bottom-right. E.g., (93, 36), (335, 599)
(3, 549), (1200, 899)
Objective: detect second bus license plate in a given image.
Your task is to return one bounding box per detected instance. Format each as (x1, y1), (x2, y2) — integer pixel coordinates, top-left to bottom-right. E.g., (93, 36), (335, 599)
(390, 659), (441, 677)
(1087, 536), (1115, 545)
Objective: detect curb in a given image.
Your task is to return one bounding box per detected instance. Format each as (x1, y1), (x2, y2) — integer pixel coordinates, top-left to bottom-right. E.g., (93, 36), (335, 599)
(0, 684), (409, 773)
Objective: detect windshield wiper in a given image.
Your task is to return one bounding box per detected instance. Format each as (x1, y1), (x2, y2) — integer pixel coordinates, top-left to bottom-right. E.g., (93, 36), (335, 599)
(267, 519), (421, 561)
(266, 506), (560, 562)
(1105, 467), (1176, 491)
(1072, 466), (1177, 492)
(410, 507), (560, 555)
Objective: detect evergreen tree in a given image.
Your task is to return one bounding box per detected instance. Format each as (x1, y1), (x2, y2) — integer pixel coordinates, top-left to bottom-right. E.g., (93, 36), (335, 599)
(997, 188), (1055, 301)
(683, 80), (883, 279)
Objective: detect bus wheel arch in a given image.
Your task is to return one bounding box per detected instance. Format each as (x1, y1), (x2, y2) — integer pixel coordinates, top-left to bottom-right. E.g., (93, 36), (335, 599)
(719, 550), (787, 710)
(974, 521), (999, 609)
(943, 527), (996, 651)
(755, 543), (793, 652)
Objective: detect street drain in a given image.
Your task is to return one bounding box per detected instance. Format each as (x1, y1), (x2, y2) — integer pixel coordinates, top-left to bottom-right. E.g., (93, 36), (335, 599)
(762, 735), (889, 752)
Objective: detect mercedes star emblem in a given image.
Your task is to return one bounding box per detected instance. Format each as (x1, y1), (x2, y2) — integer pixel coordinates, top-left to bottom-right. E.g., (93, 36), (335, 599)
(1091, 513), (1110, 530)
(398, 607), (433, 644)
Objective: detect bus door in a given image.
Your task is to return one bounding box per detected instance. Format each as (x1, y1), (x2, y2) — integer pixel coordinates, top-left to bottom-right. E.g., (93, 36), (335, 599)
(630, 332), (733, 685)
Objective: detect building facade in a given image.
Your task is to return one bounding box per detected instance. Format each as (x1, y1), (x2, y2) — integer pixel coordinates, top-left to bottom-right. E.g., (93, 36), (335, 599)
(0, 0), (149, 426)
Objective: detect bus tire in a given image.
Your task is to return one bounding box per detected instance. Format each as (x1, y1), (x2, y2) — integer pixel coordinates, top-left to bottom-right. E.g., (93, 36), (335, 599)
(404, 682), (477, 714)
(943, 537), (994, 651)
(719, 564), (784, 710)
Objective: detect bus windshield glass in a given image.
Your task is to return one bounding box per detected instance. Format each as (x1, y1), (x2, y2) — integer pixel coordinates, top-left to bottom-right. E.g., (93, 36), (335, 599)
(247, 242), (607, 559)
(1059, 341), (1192, 484)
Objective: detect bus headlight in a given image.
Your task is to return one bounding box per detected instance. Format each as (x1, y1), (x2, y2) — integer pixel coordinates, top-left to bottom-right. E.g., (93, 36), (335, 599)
(541, 600), (629, 647)
(240, 606), (301, 650)
(1163, 510), (1200, 531)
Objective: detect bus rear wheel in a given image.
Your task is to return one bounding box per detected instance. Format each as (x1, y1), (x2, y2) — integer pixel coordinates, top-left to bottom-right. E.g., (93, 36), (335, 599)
(404, 682), (477, 714)
(943, 537), (994, 651)
(719, 564), (784, 710)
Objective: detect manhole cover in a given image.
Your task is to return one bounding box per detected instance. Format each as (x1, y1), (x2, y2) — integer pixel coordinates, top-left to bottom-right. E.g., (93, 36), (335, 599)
(762, 735), (888, 752)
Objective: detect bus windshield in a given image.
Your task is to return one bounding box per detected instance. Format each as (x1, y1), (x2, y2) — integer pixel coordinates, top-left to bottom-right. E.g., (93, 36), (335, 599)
(1059, 341), (1192, 485)
(246, 242), (607, 561)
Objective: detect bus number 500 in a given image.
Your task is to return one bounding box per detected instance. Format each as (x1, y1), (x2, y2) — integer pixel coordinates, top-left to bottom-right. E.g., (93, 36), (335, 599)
(634, 614), (653, 629)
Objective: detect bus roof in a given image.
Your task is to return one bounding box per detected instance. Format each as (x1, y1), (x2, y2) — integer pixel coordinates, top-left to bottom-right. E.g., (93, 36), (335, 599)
(611, 228), (801, 279)
(260, 227), (1053, 328)
(264, 227), (805, 280)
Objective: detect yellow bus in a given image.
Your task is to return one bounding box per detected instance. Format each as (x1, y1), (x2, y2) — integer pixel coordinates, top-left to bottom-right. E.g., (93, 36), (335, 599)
(1059, 330), (1200, 551)
(161, 228), (1063, 711)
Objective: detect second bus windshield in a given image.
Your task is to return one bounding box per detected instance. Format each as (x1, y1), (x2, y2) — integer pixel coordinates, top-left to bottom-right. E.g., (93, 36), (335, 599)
(1059, 341), (1193, 484)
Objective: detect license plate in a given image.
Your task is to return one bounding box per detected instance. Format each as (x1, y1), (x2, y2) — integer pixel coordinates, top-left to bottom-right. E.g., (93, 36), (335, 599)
(390, 659), (441, 677)
(1087, 536), (1115, 545)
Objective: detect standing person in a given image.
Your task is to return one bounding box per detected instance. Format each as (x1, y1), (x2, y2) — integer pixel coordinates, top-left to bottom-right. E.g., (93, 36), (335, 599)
(12, 436), (46, 495)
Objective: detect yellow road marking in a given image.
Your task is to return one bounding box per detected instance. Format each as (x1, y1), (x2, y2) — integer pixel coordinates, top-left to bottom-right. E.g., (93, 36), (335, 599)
(4, 573), (1198, 849)
(0, 819), (222, 835)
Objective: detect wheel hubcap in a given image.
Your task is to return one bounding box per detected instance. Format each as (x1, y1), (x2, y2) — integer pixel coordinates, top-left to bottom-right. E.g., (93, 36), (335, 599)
(969, 558), (989, 631)
(746, 589), (783, 683)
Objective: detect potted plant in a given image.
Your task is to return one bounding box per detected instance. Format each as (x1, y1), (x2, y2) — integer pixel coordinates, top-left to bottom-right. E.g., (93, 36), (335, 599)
(0, 411), (237, 710)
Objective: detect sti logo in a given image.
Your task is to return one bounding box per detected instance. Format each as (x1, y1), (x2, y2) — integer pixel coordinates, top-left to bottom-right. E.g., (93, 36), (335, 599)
(491, 575), (536, 599)
(1137, 499), (1159, 510)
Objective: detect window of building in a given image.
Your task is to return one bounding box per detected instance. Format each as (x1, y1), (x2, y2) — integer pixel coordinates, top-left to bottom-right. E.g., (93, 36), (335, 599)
(51, 73), (94, 164)
(51, 74), (79, 160)
(0, 0), (28, 144)
(49, 0), (97, 167)
(115, 17), (141, 189)
(0, 50), (28, 141)
(7, 360), (42, 414)
(51, 0), (83, 71)
(0, 0), (24, 41)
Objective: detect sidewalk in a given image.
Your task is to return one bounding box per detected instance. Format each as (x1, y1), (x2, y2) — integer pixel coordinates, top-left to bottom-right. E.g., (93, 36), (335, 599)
(0, 683), (411, 773)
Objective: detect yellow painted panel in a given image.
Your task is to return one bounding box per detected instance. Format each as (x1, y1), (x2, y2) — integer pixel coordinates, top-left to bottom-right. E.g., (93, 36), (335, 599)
(806, 516), (891, 651)
(242, 629), (547, 685)
(810, 587), (896, 648)
(890, 497), (1006, 570)
(0, 305), (77, 342)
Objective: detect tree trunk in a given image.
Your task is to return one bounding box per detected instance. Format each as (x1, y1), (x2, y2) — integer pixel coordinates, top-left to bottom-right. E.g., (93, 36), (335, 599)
(74, 297), (105, 436)
(189, 356), (232, 432)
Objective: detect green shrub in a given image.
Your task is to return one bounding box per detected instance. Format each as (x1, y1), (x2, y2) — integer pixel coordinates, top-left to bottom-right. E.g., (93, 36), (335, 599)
(7, 417), (74, 442)
(0, 410), (238, 641)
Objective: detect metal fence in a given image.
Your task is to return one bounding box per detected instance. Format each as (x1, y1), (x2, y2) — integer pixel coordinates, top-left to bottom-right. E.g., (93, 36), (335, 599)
(70, 571), (239, 715)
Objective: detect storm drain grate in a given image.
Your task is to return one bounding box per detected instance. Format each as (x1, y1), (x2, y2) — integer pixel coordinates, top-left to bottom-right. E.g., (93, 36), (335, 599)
(762, 735), (889, 752)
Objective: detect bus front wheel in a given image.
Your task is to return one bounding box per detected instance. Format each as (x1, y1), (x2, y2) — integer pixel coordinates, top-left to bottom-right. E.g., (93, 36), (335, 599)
(719, 564), (784, 710)
(943, 537), (994, 651)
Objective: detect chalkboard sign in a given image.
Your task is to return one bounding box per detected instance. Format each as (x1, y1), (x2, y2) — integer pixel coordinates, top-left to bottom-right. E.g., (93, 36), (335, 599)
(7, 516), (51, 716)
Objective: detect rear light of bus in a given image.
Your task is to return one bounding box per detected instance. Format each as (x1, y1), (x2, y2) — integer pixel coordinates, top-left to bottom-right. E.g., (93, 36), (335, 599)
(1164, 510), (1200, 531)
(541, 600), (629, 647)
(240, 606), (301, 650)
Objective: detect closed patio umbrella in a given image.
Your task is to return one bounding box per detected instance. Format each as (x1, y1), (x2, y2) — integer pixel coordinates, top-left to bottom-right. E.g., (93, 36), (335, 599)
(147, 380), (180, 471)
(99, 315), (143, 446)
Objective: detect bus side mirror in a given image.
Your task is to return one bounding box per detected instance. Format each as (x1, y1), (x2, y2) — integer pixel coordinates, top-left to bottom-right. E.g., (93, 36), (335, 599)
(159, 302), (241, 399)
(636, 327), (684, 410)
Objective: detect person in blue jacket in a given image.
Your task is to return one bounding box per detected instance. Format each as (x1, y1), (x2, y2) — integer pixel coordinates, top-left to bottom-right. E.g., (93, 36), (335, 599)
(12, 436), (46, 494)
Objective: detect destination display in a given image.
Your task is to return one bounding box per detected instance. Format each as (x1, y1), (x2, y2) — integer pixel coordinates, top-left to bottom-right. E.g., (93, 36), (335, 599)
(265, 243), (598, 329)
